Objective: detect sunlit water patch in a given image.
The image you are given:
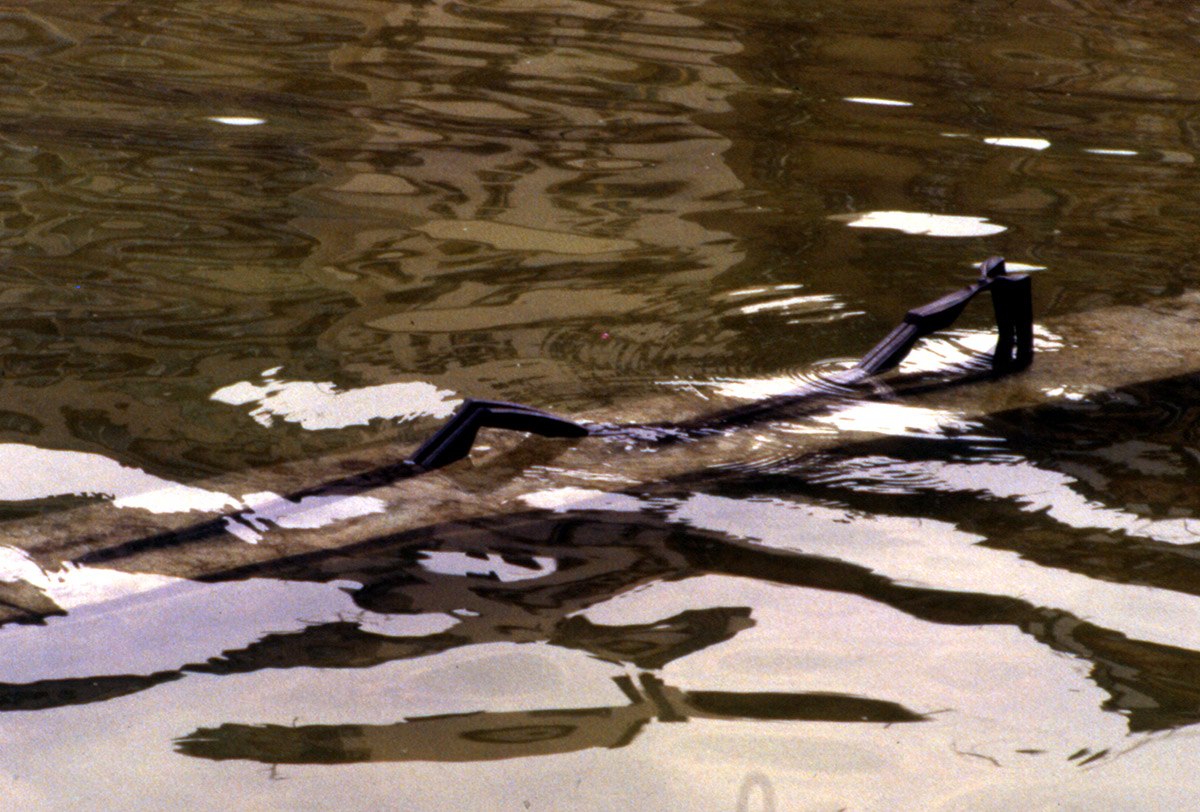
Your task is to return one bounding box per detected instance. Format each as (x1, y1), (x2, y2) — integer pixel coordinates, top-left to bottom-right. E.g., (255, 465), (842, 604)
(809, 402), (985, 440)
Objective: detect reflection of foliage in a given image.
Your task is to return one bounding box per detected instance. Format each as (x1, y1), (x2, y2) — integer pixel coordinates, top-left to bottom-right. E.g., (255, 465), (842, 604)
(174, 672), (926, 765)
(0, 672), (182, 712)
(8, 501), (1200, 735)
(552, 607), (754, 669)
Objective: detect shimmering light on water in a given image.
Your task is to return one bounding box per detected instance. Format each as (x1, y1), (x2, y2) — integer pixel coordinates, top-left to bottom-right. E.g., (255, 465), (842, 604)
(843, 96), (914, 107)
(736, 293), (846, 316)
(206, 116), (267, 126)
(984, 137), (1052, 150)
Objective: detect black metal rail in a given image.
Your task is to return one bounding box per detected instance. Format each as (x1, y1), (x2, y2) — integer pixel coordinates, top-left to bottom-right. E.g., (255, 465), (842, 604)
(408, 256), (1033, 471)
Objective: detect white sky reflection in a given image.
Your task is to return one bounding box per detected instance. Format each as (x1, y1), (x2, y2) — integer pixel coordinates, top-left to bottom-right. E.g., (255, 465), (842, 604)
(833, 210), (1007, 237)
(0, 444), (237, 513)
(0, 442), (388, 545)
(212, 368), (461, 429)
(671, 492), (1200, 652)
(416, 551), (558, 582)
(0, 548), (456, 681)
(223, 491), (388, 544)
(736, 293), (846, 316)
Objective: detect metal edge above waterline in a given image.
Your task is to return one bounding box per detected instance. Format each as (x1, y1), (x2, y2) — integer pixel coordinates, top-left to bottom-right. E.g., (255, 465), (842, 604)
(4, 262), (1200, 612)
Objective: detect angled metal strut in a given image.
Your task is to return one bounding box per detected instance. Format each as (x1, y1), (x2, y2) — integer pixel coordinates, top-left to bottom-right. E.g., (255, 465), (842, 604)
(407, 400), (590, 471)
(408, 256), (1033, 471)
(848, 255), (1032, 379)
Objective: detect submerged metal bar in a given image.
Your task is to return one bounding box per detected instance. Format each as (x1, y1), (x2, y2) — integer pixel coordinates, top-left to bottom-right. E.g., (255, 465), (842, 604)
(847, 255), (1032, 379)
(408, 400), (591, 471)
(407, 257), (1033, 471)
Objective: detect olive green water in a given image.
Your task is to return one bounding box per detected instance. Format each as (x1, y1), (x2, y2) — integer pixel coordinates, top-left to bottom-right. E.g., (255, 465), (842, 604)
(5, 1), (1200, 809)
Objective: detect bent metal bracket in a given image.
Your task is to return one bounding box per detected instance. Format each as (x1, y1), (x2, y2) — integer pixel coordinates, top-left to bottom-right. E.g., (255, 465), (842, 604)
(407, 256), (1033, 471)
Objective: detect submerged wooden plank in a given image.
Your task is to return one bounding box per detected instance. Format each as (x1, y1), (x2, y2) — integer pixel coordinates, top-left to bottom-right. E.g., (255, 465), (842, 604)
(3, 290), (1200, 617)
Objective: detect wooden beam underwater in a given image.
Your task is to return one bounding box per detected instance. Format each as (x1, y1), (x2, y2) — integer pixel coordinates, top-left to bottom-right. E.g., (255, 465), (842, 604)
(4, 258), (1200, 620)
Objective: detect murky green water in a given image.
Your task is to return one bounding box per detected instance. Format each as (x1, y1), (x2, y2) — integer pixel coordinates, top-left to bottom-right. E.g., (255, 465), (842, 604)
(5, 1), (1200, 809)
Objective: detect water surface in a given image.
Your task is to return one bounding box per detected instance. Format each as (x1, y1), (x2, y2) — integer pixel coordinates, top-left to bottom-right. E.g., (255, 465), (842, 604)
(4, 1), (1200, 810)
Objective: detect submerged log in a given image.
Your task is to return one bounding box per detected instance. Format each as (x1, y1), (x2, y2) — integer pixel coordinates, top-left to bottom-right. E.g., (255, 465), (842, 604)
(4, 274), (1200, 616)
